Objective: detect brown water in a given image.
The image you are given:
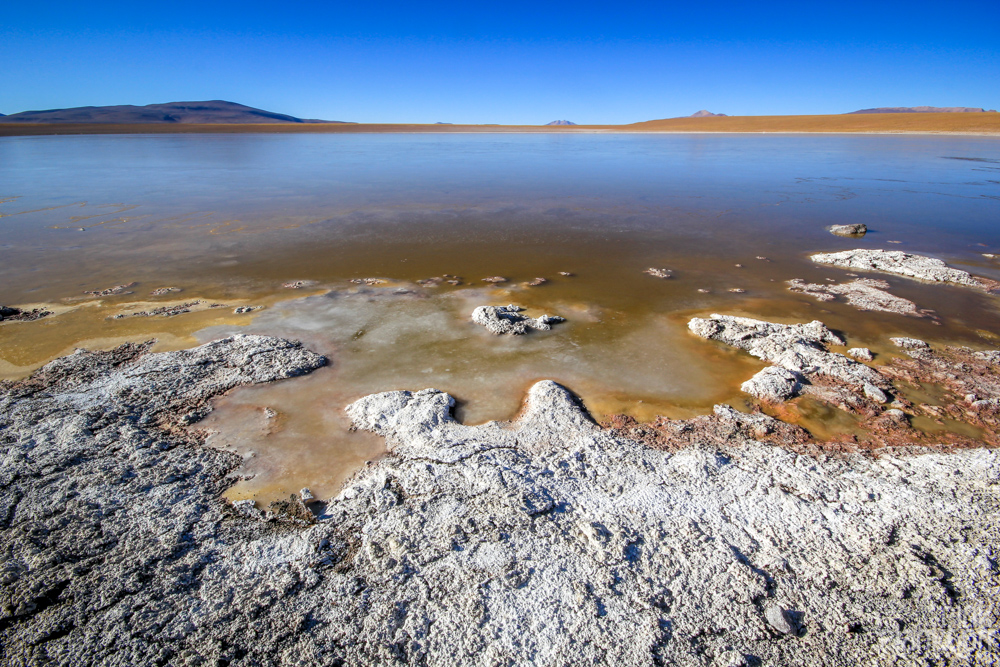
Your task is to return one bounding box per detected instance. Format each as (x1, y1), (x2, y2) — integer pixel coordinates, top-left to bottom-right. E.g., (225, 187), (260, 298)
(2, 133), (1000, 501)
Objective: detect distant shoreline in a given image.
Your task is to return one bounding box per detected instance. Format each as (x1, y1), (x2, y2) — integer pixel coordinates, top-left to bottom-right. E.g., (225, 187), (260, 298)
(2, 112), (1000, 137)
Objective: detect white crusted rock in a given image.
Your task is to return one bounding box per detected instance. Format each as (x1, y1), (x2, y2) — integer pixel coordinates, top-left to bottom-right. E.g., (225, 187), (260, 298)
(472, 305), (566, 335)
(688, 314), (887, 389)
(2, 343), (999, 665)
(741, 366), (803, 402)
(810, 249), (998, 291)
(847, 347), (874, 361)
(863, 383), (889, 404)
(891, 337), (930, 350)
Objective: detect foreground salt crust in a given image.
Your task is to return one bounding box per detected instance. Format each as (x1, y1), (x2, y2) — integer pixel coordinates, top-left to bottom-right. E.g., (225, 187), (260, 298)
(1, 337), (998, 665)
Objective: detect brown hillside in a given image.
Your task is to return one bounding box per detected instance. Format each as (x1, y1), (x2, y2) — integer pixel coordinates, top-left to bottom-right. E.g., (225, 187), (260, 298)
(1, 113), (999, 136)
(625, 112), (1000, 133)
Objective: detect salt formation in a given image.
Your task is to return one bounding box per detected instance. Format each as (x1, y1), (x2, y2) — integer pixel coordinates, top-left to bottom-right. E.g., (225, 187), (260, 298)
(811, 249), (998, 291)
(471, 304), (566, 335)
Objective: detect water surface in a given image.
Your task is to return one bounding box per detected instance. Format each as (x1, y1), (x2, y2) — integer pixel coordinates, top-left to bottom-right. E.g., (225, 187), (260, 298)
(2, 133), (999, 500)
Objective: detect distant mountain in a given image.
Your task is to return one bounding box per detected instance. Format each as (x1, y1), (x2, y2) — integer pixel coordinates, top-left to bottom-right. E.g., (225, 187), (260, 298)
(0, 100), (349, 124)
(545, 120), (576, 125)
(848, 106), (997, 114)
(690, 110), (727, 117)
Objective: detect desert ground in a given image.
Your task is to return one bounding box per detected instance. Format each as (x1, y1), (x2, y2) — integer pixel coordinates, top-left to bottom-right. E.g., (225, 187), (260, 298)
(2, 112), (999, 136)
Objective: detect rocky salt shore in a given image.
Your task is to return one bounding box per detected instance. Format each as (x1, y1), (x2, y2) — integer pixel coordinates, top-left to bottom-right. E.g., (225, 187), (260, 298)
(688, 314), (890, 402)
(1, 335), (999, 666)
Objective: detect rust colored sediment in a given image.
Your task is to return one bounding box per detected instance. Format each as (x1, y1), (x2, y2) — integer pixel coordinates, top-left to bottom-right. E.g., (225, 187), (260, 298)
(605, 342), (1000, 457)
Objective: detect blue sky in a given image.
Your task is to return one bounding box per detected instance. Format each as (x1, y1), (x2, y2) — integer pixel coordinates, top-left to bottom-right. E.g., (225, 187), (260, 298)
(2, 1), (998, 124)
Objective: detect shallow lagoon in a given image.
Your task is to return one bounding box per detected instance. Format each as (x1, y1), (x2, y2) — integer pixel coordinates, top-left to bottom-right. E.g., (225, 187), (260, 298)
(2, 133), (999, 499)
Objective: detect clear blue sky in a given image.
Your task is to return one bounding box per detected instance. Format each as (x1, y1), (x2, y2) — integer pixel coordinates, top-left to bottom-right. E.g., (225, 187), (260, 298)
(2, 1), (997, 124)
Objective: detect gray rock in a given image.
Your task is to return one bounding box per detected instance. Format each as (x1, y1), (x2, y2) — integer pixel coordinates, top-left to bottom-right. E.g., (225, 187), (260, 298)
(765, 605), (797, 635)
(471, 304), (566, 335)
(810, 249), (997, 291)
(828, 224), (867, 237)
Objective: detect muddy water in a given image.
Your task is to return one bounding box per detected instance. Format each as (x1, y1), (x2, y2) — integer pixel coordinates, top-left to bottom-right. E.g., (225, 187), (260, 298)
(2, 133), (1000, 501)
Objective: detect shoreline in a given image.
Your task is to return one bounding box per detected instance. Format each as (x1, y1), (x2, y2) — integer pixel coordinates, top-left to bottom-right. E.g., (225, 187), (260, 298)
(3, 112), (1000, 138)
(4, 241), (1000, 502)
(4, 128), (999, 138)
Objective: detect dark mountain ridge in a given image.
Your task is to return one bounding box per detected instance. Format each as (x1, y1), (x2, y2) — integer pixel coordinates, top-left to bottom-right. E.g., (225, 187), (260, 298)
(0, 100), (348, 124)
